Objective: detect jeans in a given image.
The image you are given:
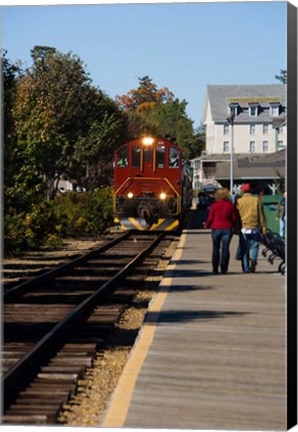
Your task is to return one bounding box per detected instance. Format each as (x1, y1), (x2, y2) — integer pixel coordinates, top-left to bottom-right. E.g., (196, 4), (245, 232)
(239, 232), (261, 273)
(211, 229), (233, 273)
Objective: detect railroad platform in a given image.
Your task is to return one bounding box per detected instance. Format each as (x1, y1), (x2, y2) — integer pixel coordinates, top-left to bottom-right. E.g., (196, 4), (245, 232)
(101, 208), (286, 430)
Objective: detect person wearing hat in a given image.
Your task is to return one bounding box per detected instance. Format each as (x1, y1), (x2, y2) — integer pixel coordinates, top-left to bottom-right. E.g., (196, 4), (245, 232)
(235, 183), (267, 273)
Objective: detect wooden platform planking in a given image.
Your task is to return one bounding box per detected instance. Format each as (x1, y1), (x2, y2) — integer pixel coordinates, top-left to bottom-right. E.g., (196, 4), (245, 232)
(102, 216), (286, 430)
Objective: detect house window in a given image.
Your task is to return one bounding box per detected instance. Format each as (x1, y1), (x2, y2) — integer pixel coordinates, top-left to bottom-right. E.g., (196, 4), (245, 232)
(229, 103), (239, 116)
(223, 141), (229, 152)
(270, 103), (280, 117)
(278, 140), (285, 149)
(249, 104), (259, 117)
(249, 141), (256, 152)
(223, 124), (229, 135)
(262, 141), (269, 152)
(278, 126), (284, 134)
(263, 124), (269, 134)
(250, 124), (256, 135)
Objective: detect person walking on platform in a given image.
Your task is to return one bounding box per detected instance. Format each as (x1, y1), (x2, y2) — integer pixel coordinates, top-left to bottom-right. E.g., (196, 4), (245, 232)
(203, 188), (236, 274)
(236, 183), (267, 273)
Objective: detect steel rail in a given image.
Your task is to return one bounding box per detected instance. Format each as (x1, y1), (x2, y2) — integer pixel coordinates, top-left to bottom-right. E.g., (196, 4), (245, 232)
(3, 231), (165, 409)
(4, 231), (131, 303)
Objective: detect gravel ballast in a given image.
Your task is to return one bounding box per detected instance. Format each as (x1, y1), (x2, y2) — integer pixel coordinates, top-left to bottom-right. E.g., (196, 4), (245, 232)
(2, 235), (178, 426)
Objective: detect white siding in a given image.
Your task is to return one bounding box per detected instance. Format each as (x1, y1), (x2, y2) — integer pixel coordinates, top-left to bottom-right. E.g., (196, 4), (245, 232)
(203, 85), (287, 156)
(210, 123), (278, 154)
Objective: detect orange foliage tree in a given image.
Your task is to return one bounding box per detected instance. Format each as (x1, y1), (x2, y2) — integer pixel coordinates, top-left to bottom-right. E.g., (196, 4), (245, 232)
(116, 76), (174, 113)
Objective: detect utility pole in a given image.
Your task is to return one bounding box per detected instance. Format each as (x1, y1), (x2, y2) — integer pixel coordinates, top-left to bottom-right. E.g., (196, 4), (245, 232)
(227, 112), (235, 193)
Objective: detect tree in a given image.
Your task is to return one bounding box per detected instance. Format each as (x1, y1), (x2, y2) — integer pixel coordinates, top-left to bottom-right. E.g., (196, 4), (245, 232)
(3, 48), (128, 254)
(275, 69), (287, 84)
(3, 50), (54, 255)
(186, 123), (206, 160)
(116, 76), (173, 112)
(144, 98), (194, 156)
(71, 109), (128, 189)
(14, 46), (128, 198)
(3, 50), (20, 187)
(2, 51), (44, 212)
(115, 76), (202, 158)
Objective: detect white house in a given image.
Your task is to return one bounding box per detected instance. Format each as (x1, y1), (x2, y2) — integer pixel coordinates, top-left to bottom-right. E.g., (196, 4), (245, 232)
(191, 84), (287, 193)
(204, 84), (287, 155)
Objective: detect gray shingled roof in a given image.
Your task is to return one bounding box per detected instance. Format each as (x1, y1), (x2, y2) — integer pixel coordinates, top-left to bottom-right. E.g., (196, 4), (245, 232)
(206, 84), (287, 124)
(214, 149), (285, 180)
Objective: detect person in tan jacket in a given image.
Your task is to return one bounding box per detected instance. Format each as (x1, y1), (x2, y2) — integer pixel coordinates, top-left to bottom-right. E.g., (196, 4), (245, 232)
(236, 183), (266, 273)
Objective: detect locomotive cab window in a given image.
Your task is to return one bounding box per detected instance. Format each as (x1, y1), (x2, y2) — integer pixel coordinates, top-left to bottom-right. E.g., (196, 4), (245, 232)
(156, 145), (165, 168)
(169, 146), (179, 168)
(144, 147), (153, 163)
(117, 145), (128, 167)
(132, 145), (141, 167)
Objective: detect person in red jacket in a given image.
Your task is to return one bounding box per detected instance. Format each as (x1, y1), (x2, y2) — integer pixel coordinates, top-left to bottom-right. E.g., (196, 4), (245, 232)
(203, 188), (236, 274)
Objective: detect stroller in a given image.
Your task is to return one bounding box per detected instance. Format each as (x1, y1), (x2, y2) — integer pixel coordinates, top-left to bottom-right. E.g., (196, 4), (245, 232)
(260, 229), (286, 275)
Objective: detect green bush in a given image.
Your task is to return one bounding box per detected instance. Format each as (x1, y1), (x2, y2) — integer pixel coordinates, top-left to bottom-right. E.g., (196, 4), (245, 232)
(4, 200), (58, 256)
(53, 187), (114, 236)
(3, 187), (114, 256)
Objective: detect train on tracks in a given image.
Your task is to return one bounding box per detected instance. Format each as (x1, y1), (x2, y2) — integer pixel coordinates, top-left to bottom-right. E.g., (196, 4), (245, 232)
(113, 136), (193, 231)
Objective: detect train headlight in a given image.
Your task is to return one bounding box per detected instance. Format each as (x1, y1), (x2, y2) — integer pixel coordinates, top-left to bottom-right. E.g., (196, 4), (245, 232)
(143, 137), (154, 146)
(160, 192), (167, 200)
(127, 192), (134, 199)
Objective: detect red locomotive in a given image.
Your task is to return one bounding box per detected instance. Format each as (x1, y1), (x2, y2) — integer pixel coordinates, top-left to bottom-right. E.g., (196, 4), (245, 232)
(113, 136), (193, 230)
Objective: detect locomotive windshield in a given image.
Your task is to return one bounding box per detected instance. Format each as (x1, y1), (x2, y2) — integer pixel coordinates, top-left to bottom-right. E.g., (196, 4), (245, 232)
(132, 145), (141, 167)
(156, 145), (165, 168)
(117, 145), (128, 167)
(144, 147), (153, 163)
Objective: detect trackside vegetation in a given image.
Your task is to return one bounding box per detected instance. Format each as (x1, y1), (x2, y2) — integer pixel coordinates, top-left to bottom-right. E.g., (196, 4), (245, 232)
(3, 47), (204, 256)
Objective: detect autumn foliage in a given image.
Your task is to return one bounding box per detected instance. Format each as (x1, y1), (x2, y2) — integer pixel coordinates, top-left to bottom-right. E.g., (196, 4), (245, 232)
(116, 76), (173, 112)
(116, 76), (205, 159)
(3, 49), (205, 255)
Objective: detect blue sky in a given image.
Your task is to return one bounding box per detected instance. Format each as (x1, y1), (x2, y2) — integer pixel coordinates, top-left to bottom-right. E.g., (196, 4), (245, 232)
(2, 1), (287, 128)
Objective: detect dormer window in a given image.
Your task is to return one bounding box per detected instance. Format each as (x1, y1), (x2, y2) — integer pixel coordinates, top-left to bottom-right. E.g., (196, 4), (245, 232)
(248, 103), (259, 117)
(229, 103), (239, 116)
(270, 102), (280, 117)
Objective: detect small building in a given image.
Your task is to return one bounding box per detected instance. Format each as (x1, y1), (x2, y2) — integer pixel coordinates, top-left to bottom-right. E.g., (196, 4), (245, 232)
(214, 149), (285, 194)
(190, 149), (285, 195)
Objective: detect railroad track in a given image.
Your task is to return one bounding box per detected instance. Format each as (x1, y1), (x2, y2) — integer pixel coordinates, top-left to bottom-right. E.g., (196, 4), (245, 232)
(2, 230), (177, 425)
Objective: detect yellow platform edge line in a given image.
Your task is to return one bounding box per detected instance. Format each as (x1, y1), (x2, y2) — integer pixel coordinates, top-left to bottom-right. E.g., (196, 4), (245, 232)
(101, 233), (187, 428)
